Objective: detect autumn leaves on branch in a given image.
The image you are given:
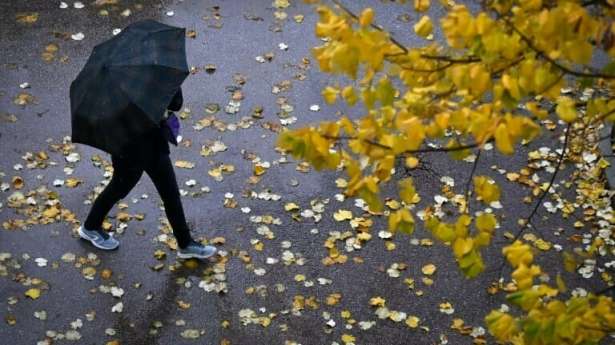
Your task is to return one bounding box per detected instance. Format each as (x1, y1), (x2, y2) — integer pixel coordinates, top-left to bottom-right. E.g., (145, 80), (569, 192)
(277, 0), (615, 344)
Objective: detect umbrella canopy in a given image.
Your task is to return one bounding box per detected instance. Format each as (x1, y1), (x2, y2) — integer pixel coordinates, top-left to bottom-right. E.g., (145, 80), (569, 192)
(70, 20), (189, 156)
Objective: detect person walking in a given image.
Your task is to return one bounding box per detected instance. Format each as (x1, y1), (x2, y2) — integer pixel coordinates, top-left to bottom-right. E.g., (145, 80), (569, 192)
(69, 20), (216, 259)
(78, 89), (216, 259)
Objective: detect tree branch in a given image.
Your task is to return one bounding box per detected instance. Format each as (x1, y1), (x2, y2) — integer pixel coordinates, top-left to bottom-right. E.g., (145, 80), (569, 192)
(464, 149), (482, 213)
(513, 123), (572, 242)
(505, 19), (615, 80)
(330, 0), (408, 54)
(419, 54), (481, 63)
(321, 134), (481, 155)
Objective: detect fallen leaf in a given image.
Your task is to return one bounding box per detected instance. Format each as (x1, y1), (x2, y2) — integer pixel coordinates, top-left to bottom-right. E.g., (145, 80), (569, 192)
(25, 288), (41, 299)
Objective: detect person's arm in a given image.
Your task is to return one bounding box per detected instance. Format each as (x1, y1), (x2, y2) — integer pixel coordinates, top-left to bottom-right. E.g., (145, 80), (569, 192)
(168, 88), (183, 112)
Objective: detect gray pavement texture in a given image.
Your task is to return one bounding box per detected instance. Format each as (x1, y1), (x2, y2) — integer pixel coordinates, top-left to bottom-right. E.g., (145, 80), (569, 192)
(0, 1), (611, 345)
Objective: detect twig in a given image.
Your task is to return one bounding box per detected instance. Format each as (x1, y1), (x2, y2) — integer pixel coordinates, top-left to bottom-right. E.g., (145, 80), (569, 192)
(505, 19), (615, 80)
(321, 134), (481, 155)
(330, 0), (408, 54)
(497, 124), (570, 279)
(419, 54), (481, 63)
(513, 123), (572, 242)
(464, 149), (482, 213)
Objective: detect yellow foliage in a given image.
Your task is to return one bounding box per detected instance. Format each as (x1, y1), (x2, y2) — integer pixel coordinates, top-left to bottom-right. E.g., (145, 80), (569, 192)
(359, 8), (374, 28)
(473, 176), (501, 203)
(414, 16), (433, 38)
(502, 241), (534, 268)
(282, 2), (615, 343)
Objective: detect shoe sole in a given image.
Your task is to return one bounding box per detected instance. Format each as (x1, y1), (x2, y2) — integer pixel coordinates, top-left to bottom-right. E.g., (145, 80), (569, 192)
(78, 227), (119, 251)
(177, 249), (217, 260)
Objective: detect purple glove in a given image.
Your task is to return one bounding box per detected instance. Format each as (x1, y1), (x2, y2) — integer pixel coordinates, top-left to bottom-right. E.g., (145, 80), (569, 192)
(162, 112), (181, 145)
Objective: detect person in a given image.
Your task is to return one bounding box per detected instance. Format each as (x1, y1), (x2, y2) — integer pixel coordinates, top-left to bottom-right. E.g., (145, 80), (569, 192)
(78, 89), (217, 259)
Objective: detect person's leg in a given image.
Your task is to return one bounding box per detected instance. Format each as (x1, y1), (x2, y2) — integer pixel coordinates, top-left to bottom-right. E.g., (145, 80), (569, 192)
(144, 153), (193, 249)
(84, 156), (143, 232)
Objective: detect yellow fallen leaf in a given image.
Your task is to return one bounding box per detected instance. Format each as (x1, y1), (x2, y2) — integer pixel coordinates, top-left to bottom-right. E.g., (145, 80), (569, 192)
(333, 209), (353, 221)
(284, 202), (300, 211)
(422, 264), (436, 275)
(253, 164), (267, 176)
(174, 160), (195, 169)
(100, 269), (113, 279)
(43, 207), (60, 218)
(16, 12), (39, 24)
(369, 296), (386, 307)
(65, 178), (82, 188)
(406, 315), (420, 328)
(25, 288), (41, 299)
(341, 334), (356, 344)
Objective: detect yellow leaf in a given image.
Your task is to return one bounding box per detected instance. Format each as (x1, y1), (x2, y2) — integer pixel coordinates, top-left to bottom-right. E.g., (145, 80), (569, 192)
(175, 160), (195, 169)
(284, 202), (300, 211)
(511, 264), (541, 290)
(398, 178), (419, 204)
(406, 315), (420, 328)
(253, 164), (267, 176)
(414, 16), (433, 38)
(322, 86), (339, 104)
(414, 0), (430, 12)
(341, 86), (358, 106)
(502, 240), (533, 268)
(556, 97), (577, 123)
(473, 176), (501, 203)
(485, 311), (517, 341)
(422, 264), (436, 275)
(501, 74), (521, 100)
(526, 101), (548, 119)
(369, 296), (386, 307)
(453, 237), (474, 257)
(556, 274), (567, 292)
(405, 156), (419, 169)
(341, 334), (356, 344)
(43, 207), (60, 218)
(25, 288), (41, 299)
(333, 209), (353, 221)
(562, 252), (578, 272)
(65, 178), (82, 188)
(475, 213), (497, 233)
(388, 208), (415, 234)
(359, 8), (374, 28)
(16, 12), (39, 24)
(494, 123), (514, 155)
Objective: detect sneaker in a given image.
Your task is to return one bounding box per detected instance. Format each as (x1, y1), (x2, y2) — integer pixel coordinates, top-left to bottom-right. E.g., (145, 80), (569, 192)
(78, 226), (119, 250)
(177, 240), (217, 259)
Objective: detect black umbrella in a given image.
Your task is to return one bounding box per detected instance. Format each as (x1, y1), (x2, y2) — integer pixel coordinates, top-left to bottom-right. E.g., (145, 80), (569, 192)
(70, 19), (189, 156)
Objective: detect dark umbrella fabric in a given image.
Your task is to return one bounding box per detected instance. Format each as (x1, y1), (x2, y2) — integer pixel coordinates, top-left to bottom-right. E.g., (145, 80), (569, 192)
(70, 20), (189, 156)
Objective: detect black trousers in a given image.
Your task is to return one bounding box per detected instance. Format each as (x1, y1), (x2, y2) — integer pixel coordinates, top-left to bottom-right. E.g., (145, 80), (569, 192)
(84, 153), (192, 248)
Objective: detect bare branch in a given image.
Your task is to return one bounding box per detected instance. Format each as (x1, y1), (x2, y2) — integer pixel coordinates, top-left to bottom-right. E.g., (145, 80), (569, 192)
(513, 123), (572, 242)
(464, 149), (482, 213)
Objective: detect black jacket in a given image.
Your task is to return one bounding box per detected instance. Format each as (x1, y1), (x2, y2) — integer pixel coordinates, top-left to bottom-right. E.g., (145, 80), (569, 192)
(114, 88), (182, 165)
